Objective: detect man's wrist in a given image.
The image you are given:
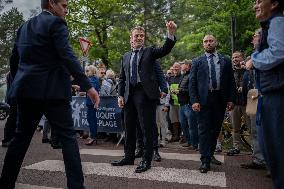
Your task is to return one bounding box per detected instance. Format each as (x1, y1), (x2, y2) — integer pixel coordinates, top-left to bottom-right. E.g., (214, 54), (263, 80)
(167, 34), (175, 41)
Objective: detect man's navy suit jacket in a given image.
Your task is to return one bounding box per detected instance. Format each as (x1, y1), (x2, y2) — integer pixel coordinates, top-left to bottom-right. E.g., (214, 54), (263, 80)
(189, 53), (236, 106)
(118, 38), (176, 103)
(9, 11), (91, 100)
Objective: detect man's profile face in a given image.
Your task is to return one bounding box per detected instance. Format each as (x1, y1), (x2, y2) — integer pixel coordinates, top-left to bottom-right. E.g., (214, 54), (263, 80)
(203, 35), (217, 53)
(130, 29), (145, 49)
(254, 0), (277, 21)
(51, 0), (68, 19)
(181, 63), (190, 72)
(232, 52), (244, 66)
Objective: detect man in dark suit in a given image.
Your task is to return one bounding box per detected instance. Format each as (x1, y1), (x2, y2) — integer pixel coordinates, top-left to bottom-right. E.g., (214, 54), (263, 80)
(189, 34), (236, 173)
(0, 0), (100, 188)
(111, 22), (176, 173)
(135, 60), (168, 162)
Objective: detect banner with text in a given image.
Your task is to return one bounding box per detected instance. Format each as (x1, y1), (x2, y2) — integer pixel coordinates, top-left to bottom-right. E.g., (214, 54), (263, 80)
(71, 96), (123, 133)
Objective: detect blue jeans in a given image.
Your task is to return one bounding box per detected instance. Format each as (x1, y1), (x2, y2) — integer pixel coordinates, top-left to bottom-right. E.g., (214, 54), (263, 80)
(179, 104), (198, 148)
(179, 104), (190, 144)
(87, 106), (98, 139)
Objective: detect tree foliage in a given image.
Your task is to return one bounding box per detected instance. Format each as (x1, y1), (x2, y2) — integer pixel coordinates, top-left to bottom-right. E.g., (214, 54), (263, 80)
(0, 0), (258, 75)
(0, 7), (24, 74)
(66, 0), (259, 72)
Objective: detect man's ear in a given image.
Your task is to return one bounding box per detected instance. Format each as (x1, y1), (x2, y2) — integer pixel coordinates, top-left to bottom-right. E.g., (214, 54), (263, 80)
(271, 1), (279, 11)
(215, 41), (219, 47)
(49, 0), (55, 8)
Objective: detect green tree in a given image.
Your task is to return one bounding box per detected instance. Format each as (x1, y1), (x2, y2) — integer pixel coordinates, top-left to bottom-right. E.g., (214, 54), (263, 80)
(66, 0), (259, 72)
(170, 0), (258, 61)
(0, 7), (24, 75)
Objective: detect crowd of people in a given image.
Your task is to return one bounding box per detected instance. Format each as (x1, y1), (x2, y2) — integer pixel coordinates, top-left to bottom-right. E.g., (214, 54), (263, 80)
(0, 0), (283, 189)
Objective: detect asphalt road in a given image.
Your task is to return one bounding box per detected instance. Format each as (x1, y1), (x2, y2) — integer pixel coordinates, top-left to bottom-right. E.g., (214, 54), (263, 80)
(0, 120), (272, 189)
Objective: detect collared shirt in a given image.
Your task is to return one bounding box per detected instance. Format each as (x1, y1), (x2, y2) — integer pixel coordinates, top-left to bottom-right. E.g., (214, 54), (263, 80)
(129, 35), (175, 83)
(205, 52), (220, 90)
(130, 47), (143, 83)
(252, 16), (284, 71)
(43, 9), (53, 15)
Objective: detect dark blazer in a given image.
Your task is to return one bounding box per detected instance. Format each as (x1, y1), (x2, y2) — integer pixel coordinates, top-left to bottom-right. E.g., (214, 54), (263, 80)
(9, 11), (91, 100)
(189, 53), (236, 106)
(118, 38), (176, 103)
(154, 61), (168, 94)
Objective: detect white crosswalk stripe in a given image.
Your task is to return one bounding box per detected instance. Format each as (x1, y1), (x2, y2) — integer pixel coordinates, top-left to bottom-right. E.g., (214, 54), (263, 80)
(15, 183), (63, 189)
(23, 160), (226, 187)
(80, 149), (225, 163)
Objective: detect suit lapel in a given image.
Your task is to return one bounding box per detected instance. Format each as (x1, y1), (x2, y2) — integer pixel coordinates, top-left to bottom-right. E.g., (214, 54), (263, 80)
(124, 52), (131, 76)
(137, 49), (144, 70)
(201, 54), (209, 74)
(218, 53), (225, 81)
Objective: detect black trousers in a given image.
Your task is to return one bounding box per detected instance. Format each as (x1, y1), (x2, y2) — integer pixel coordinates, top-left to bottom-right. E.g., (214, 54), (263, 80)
(0, 99), (85, 189)
(197, 91), (226, 164)
(2, 101), (17, 143)
(136, 121), (159, 150)
(42, 120), (60, 145)
(124, 85), (156, 163)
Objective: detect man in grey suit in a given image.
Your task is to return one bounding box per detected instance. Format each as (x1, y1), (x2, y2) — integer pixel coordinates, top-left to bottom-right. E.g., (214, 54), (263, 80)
(189, 34), (236, 173)
(0, 0), (100, 188)
(111, 22), (177, 173)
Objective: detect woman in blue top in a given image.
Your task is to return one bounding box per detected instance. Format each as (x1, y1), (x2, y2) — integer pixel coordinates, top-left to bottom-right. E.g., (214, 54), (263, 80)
(85, 65), (100, 145)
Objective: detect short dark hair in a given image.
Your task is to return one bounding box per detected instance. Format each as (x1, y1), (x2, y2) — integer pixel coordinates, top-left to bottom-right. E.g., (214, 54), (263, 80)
(233, 51), (245, 59)
(41, 0), (65, 9)
(130, 26), (145, 35)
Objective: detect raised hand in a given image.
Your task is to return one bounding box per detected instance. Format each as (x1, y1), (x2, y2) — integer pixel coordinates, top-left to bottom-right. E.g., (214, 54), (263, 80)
(166, 21), (177, 36)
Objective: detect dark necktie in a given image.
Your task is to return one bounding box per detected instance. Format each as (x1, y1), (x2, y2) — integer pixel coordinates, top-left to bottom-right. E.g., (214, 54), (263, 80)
(130, 50), (139, 86)
(209, 54), (217, 89)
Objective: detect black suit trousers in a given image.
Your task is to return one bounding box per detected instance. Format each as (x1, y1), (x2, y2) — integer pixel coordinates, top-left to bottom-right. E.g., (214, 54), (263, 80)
(124, 85), (156, 162)
(197, 91), (226, 164)
(136, 120), (159, 150)
(0, 99), (84, 189)
(2, 101), (17, 143)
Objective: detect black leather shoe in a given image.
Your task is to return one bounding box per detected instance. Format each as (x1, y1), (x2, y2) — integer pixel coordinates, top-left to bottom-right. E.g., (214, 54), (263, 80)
(1, 141), (10, 147)
(111, 158), (134, 166)
(153, 150), (162, 162)
(135, 148), (144, 158)
(227, 148), (240, 156)
(240, 162), (266, 170)
(42, 138), (50, 144)
(211, 156), (222, 165)
(199, 163), (210, 173)
(135, 160), (151, 173)
(51, 142), (62, 149)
